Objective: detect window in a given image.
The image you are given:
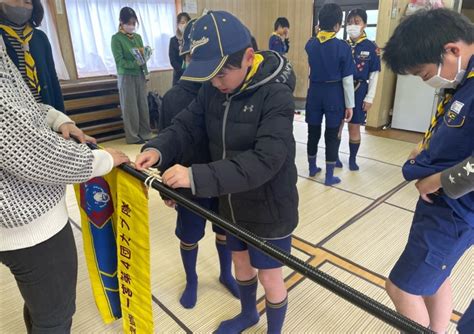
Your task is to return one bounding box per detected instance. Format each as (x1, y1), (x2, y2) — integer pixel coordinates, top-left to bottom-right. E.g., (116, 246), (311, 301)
(39, 0), (70, 80)
(336, 11), (346, 40)
(65, 0), (176, 78)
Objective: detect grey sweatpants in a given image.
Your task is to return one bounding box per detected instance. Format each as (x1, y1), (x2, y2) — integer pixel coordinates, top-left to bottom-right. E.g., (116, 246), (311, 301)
(118, 73), (153, 144)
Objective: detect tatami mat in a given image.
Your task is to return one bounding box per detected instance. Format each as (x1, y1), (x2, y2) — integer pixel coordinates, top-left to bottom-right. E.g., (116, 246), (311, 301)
(323, 203), (473, 315)
(385, 181), (420, 212)
(247, 262), (396, 334)
(294, 143), (407, 199)
(1, 123), (471, 334)
(292, 179), (373, 245)
(293, 121), (416, 166)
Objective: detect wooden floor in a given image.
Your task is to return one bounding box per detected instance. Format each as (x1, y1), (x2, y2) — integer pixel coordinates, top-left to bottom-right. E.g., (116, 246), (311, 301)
(1, 120), (471, 333)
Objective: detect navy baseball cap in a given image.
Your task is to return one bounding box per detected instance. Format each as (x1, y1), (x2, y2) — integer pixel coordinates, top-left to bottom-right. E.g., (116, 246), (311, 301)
(181, 11), (252, 82)
(179, 18), (197, 56)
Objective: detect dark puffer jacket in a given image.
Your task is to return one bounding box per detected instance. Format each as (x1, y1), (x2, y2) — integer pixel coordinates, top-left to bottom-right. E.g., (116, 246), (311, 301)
(159, 79), (208, 199)
(144, 51), (298, 238)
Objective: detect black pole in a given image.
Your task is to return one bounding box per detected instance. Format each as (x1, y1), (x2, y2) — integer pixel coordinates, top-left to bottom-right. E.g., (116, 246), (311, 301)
(85, 141), (431, 333)
(112, 161), (432, 334)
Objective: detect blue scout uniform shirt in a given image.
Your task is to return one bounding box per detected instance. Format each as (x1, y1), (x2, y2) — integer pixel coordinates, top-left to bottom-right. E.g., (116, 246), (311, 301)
(305, 31), (354, 83)
(269, 33), (288, 55)
(403, 55), (474, 224)
(347, 33), (381, 82)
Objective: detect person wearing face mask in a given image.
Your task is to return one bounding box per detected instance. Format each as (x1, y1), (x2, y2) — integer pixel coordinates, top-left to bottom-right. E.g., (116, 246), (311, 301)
(169, 12), (190, 86)
(335, 8), (381, 171)
(383, 9), (474, 334)
(0, 0), (65, 112)
(305, 3), (355, 185)
(111, 6), (153, 144)
(157, 19), (239, 309)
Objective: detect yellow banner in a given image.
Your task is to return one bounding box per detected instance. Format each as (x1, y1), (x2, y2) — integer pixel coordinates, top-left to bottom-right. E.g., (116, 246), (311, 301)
(116, 169), (153, 333)
(75, 168), (153, 333)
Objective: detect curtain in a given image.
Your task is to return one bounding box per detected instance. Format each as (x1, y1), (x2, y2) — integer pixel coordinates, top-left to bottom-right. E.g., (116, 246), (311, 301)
(39, 0), (71, 80)
(65, 0), (176, 78)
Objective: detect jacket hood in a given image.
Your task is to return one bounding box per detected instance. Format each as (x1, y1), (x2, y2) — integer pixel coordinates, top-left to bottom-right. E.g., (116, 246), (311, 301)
(243, 50), (296, 93)
(178, 79), (202, 95)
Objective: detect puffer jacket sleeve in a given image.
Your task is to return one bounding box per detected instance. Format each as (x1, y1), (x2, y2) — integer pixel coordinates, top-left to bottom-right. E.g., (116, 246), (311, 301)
(142, 86), (207, 170)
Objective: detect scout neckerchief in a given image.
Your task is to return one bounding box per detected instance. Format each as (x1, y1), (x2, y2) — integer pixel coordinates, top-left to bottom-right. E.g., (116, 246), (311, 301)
(0, 23), (40, 94)
(348, 31), (367, 56)
(316, 31), (336, 44)
(348, 31), (367, 47)
(120, 27), (135, 41)
(421, 67), (474, 150)
(421, 92), (453, 150)
(272, 32), (284, 41)
(240, 53), (264, 92)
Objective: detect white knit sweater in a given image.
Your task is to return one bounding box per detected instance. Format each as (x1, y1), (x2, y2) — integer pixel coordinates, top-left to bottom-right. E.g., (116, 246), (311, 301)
(0, 46), (114, 251)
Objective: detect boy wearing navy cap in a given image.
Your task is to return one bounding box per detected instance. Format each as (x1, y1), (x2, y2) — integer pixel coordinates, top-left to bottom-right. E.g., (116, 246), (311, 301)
(136, 11), (298, 333)
(341, 8), (381, 171)
(158, 18), (239, 309)
(305, 3), (355, 185)
(383, 9), (474, 333)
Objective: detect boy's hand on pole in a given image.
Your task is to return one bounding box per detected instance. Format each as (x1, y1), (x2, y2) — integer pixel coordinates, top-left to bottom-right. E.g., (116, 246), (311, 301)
(135, 150), (160, 170)
(162, 164), (191, 189)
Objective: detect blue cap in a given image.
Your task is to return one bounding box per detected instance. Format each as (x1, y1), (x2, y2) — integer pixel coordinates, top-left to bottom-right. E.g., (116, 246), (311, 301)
(180, 18), (197, 56)
(181, 11), (252, 82)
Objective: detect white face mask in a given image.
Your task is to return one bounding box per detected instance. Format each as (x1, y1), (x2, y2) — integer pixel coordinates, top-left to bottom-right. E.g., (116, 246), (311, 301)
(425, 56), (466, 89)
(178, 23), (186, 33)
(123, 24), (136, 34)
(346, 25), (362, 39)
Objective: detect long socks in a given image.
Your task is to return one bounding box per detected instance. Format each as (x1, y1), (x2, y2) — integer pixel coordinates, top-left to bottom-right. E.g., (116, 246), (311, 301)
(266, 296), (288, 334)
(215, 276), (260, 333)
(215, 239), (239, 298)
(179, 242), (198, 308)
(349, 139), (361, 171)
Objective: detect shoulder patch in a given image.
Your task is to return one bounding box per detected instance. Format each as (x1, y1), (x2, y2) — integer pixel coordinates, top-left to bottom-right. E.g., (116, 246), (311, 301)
(367, 40), (380, 56)
(450, 100), (464, 114)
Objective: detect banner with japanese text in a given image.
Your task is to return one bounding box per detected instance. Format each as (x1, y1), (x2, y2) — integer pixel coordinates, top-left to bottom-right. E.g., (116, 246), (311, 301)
(74, 168), (153, 333)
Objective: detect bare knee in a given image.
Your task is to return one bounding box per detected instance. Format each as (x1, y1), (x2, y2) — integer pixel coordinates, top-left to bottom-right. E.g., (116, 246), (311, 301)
(232, 251), (255, 280)
(385, 279), (400, 299)
(348, 124), (361, 140)
(258, 268), (283, 288)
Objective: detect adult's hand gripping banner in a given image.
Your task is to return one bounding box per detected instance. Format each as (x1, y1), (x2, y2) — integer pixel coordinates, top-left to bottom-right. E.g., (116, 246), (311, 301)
(75, 168), (153, 333)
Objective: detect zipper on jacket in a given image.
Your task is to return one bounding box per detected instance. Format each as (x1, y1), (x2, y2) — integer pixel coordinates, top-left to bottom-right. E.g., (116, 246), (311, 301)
(221, 94), (238, 224)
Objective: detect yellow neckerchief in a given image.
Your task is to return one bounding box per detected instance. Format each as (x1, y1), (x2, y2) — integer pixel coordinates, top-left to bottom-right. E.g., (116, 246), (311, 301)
(421, 93), (453, 150)
(316, 31), (336, 43)
(240, 53), (264, 92)
(0, 23), (41, 94)
(348, 31), (367, 47)
(421, 67), (474, 150)
(119, 27), (135, 40)
(272, 31), (284, 41)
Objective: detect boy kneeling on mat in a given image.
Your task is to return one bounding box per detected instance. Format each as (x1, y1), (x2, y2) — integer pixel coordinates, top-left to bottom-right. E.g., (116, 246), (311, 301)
(135, 11), (298, 334)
